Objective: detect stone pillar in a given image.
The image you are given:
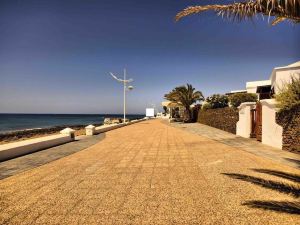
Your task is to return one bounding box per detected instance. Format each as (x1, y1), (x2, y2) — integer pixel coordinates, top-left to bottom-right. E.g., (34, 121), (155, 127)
(236, 102), (256, 138)
(60, 128), (75, 140)
(260, 99), (283, 149)
(85, 125), (96, 136)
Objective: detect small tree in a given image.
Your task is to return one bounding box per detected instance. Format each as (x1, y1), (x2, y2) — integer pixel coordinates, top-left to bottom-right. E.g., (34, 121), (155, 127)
(276, 76), (300, 112)
(229, 93), (258, 108)
(202, 103), (212, 111)
(205, 94), (229, 109)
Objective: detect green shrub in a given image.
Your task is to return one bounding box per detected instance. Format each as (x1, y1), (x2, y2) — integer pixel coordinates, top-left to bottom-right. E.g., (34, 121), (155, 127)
(202, 103), (212, 111)
(205, 94), (228, 109)
(276, 76), (300, 112)
(229, 93), (257, 108)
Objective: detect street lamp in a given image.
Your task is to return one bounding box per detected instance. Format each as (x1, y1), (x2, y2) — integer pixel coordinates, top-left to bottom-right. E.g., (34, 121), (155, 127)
(110, 69), (134, 123)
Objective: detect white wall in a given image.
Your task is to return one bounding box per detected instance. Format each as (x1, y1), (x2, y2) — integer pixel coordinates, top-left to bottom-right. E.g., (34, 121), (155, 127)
(146, 108), (155, 117)
(246, 80), (271, 94)
(94, 123), (126, 134)
(88, 118), (146, 135)
(0, 134), (73, 161)
(272, 69), (300, 94)
(236, 102), (256, 138)
(261, 99), (283, 149)
(246, 87), (257, 94)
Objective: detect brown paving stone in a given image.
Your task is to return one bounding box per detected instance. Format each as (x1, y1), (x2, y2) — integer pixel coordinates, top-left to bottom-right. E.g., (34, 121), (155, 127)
(0, 134), (105, 180)
(0, 119), (300, 224)
(167, 121), (300, 169)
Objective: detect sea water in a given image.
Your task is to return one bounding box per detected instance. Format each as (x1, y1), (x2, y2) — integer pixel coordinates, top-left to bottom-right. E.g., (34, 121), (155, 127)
(0, 114), (144, 133)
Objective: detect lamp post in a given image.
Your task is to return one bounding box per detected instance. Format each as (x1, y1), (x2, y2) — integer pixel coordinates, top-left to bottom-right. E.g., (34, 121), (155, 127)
(110, 69), (134, 123)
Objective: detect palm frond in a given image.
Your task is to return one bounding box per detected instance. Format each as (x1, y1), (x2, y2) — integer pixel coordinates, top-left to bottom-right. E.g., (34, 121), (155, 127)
(164, 84), (204, 107)
(271, 16), (287, 25)
(175, 0), (300, 25)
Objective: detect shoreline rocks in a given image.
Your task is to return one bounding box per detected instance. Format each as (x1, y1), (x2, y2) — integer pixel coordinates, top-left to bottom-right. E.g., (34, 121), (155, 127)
(0, 123), (103, 144)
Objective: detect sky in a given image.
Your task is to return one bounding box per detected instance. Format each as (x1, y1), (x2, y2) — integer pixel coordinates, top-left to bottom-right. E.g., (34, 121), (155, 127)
(0, 0), (299, 114)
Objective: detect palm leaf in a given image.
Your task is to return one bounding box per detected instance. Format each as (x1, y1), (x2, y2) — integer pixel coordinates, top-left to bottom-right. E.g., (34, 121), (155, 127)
(175, 0), (300, 25)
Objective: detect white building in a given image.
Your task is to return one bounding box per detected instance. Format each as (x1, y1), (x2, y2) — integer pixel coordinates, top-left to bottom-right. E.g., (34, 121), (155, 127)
(246, 80), (271, 93)
(229, 80), (272, 100)
(230, 61), (300, 100)
(270, 61), (300, 94)
(236, 60), (300, 149)
(229, 79), (271, 100)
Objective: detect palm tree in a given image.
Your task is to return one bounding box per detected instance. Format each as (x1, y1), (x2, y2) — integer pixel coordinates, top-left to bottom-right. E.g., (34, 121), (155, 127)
(176, 0), (300, 26)
(164, 84), (204, 122)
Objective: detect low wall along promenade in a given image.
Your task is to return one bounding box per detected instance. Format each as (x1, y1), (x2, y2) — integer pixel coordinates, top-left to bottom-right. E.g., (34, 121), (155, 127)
(0, 131), (74, 162)
(0, 118), (146, 162)
(85, 119), (146, 136)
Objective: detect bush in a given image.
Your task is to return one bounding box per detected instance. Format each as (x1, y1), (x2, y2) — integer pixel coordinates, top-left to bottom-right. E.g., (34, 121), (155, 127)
(229, 93), (257, 108)
(202, 103), (212, 111)
(205, 94), (229, 109)
(276, 76), (300, 112)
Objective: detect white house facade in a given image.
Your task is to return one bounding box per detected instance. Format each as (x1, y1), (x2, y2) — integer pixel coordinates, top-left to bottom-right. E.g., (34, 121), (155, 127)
(236, 61), (299, 149)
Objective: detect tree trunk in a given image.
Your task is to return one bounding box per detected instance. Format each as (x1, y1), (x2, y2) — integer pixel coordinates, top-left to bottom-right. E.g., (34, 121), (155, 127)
(184, 107), (192, 123)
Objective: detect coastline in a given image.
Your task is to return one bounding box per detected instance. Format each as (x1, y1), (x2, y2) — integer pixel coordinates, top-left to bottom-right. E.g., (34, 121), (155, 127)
(0, 123), (103, 145)
(0, 114), (145, 145)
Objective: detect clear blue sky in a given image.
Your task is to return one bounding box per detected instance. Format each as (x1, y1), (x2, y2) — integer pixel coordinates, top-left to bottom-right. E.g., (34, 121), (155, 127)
(0, 0), (299, 114)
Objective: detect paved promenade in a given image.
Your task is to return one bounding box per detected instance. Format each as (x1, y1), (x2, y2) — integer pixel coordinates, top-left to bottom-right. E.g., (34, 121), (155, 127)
(0, 134), (105, 180)
(167, 121), (300, 169)
(0, 120), (299, 224)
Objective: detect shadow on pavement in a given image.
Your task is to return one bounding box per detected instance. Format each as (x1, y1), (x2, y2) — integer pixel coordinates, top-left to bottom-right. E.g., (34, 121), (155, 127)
(284, 158), (300, 168)
(222, 169), (300, 215)
(243, 200), (300, 214)
(252, 169), (300, 183)
(222, 173), (300, 197)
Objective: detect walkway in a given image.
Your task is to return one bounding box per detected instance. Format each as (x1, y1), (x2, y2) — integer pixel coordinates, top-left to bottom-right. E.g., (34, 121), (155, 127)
(0, 134), (105, 180)
(167, 121), (300, 169)
(0, 120), (299, 224)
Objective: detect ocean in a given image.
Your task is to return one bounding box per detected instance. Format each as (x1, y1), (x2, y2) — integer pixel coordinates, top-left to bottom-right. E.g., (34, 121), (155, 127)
(0, 114), (145, 134)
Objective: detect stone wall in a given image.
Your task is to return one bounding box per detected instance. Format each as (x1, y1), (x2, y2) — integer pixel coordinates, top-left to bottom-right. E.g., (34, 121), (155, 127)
(276, 105), (300, 154)
(198, 107), (239, 134)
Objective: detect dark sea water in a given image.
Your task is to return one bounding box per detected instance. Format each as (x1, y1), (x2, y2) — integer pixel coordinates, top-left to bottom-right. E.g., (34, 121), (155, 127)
(0, 114), (145, 133)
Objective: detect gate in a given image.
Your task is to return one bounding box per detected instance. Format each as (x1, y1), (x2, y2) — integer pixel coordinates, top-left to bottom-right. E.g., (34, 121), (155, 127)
(250, 102), (262, 141)
(250, 108), (256, 138)
(255, 102), (262, 142)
